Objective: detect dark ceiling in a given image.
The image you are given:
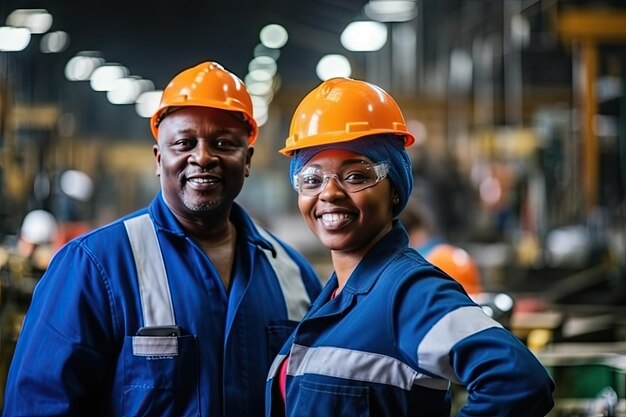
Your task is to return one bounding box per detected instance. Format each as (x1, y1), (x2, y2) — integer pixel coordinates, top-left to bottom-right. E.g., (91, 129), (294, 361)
(1, 0), (368, 91)
(1, 0), (372, 138)
(3, 0), (626, 140)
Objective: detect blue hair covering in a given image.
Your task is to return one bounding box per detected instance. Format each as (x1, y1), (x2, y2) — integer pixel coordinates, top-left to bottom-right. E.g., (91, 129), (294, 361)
(289, 134), (413, 217)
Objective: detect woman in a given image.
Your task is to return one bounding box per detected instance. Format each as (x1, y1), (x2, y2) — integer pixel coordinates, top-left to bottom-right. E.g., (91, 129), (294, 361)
(265, 77), (554, 417)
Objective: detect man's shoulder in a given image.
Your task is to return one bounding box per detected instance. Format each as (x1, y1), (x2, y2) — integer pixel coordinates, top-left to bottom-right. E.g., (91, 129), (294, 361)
(67, 208), (150, 251)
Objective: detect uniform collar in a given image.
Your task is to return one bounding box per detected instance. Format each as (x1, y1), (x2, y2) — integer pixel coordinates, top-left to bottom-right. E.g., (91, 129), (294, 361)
(148, 191), (276, 253)
(342, 220), (410, 295)
(306, 221), (410, 319)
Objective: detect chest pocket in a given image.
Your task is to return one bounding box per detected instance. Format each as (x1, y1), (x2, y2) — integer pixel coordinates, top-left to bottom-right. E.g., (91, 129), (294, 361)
(123, 214), (199, 417)
(267, 320), (299, 363)
(122, 335), (198, 416)
(291, 380), (370, 417)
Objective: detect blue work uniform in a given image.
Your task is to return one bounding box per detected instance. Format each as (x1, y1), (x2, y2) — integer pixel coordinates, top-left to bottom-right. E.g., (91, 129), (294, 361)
(266, 221), (554, 417)
(3, 192), (322, 417)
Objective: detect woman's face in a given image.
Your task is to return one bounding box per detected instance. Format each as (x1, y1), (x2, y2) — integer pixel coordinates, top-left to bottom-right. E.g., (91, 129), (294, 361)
(296, 149), (396, 255)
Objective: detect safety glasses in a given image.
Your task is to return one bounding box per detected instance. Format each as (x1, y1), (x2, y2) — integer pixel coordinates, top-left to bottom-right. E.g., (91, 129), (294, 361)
(293, 161), (389, 197)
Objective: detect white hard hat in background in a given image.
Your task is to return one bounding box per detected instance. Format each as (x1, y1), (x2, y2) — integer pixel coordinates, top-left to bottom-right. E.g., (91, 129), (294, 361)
(20, 210), (58, 245)
(60, 170), (94, 202)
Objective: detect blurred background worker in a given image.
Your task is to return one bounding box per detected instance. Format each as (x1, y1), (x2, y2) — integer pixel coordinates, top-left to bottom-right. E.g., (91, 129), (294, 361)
(15, 209), (58, 271)
(399, 195), (515, 336)
(399, 197), (483, 296)
(0, 209), (58, 400)
(1, 61), (321, 417)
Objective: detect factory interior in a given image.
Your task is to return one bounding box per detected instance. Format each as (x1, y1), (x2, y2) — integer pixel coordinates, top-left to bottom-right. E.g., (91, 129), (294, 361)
(1, 0), (625, 415)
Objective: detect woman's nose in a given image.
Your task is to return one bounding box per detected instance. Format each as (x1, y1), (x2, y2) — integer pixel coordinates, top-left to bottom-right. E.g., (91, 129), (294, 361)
(318, 175), (346, 201)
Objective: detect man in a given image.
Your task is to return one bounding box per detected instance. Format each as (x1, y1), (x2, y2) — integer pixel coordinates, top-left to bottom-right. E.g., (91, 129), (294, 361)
(3, 61), (322, 417)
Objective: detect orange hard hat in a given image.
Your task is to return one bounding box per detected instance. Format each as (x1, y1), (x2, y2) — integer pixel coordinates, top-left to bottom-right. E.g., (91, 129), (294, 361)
(427, 243), (483, 295)
(280, 77), (415, 156)
(150, 61), (258, 144)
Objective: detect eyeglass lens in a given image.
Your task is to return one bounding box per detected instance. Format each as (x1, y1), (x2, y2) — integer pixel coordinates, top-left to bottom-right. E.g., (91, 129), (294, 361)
(295, 162), (388, 196)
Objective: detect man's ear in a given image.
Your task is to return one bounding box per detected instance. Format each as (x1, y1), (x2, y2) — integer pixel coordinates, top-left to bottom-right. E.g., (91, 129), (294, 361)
(153, 144), (161, 176)
(244, 146), (254, 177)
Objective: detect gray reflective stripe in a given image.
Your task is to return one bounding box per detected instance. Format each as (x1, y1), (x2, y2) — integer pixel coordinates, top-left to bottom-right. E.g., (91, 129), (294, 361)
(267, 353), (288, 380)
(417, 305), (502, 383)
(287, 344), (449, 391)
(255, 225), (311, 321)
(132, 336), (178, 356)
(124, 214), (175, 327)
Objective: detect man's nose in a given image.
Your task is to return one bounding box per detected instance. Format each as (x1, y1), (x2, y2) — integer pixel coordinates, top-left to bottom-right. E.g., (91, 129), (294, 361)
(191, 142), (218, 166)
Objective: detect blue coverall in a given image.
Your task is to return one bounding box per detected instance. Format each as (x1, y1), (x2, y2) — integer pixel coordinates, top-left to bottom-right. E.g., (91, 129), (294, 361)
(266, 221), (554, 417)
(3, 192), (322, 417)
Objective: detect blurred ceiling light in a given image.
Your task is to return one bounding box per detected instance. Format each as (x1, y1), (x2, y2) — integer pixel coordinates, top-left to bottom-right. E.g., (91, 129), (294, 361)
(135, 90), (163, 118)
(40, 31), (69, 53)
(316, 54), (351, 80)
(272, 73), (282, 91)
(260, 24), (288, 49)
(254, 43), (280, 60)
(248, 56), (277, 77)
(247, 81), (273, 96)
(90, 64), (129, 92)
(364, 1), (417, 22)
(251, 95), (271, 108)
(247, 68), (274, 83)
(256, 111), (269, 127)
(253, 103), (268, 120)
(6, 9), (53, 34)
(107, 77), (154, 105)
(65, 53), (104, 81)
(60, 170), (94, 202)
(341, 21), (387, 52)
(249, 89), (274, 105)
(0, 26), (31, 51)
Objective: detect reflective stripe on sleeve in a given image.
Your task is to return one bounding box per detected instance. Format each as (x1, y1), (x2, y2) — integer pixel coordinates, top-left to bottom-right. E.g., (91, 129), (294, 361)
(255, 226), (311, 321)
(124, 214), (175, 327)
(287, 344), (449, 391)
(417, 305), (502, 383)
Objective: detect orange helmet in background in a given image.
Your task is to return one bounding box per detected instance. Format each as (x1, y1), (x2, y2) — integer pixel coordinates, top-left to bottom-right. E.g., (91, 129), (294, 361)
(150, 61), (258, 144)
(280, 77), (415, 156)
(427, 243), (483, 295)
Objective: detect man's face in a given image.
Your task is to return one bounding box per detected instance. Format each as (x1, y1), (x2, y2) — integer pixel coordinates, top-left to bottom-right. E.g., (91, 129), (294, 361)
(154, 106), (253, 222)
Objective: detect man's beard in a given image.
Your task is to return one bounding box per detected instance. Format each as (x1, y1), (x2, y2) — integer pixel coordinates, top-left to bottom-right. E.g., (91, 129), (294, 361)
(182, 192), (222, 213)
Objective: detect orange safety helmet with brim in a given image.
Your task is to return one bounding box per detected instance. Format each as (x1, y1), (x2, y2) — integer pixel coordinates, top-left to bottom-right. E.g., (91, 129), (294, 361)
(427, 243), (483, 295)
(280, 77), (415, 156)
(150, 61), (258, 145)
